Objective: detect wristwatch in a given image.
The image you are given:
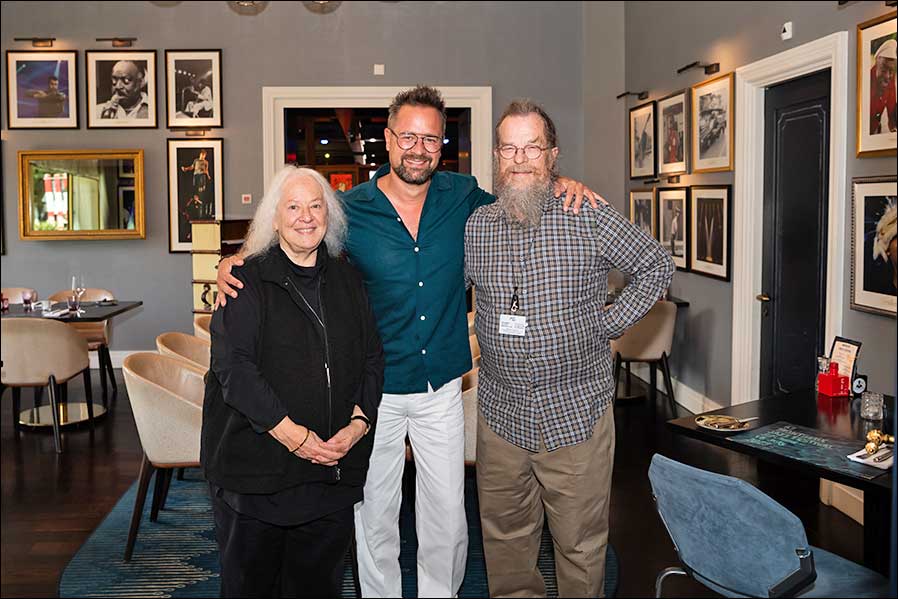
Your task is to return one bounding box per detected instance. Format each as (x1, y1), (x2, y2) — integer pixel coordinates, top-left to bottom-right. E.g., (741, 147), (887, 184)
(351, 414), (371, 434)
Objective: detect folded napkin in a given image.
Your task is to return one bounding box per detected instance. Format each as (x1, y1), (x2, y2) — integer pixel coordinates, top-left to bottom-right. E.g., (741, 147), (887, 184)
(847, 445), (894, 470)
(42, 308), (71, 318)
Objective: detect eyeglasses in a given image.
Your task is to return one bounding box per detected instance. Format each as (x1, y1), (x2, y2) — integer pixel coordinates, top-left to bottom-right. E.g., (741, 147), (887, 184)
(388, 128), (443, 153)
(497, 144), (552, 161)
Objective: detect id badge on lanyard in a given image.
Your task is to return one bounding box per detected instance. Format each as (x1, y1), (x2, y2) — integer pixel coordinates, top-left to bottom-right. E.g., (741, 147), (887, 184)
(499, 287), (526, 337)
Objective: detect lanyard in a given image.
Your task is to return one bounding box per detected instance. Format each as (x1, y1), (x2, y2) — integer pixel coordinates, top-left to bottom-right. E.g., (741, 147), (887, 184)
(508, 224), (537, 314)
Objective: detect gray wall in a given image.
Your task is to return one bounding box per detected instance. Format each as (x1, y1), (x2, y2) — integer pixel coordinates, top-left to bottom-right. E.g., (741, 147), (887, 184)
(624, 1), (897, 401)
(582, 1), (626, 208)
(1, 0), (586, 350)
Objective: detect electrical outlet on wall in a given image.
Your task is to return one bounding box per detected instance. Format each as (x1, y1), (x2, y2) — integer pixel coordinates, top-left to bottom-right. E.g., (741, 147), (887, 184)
(781, 22), (793, 41)
(373, 64), (385, 76)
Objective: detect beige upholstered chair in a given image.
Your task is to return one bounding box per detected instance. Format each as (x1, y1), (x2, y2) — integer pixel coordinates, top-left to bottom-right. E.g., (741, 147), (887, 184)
(611, 300), (678, 416)
(462, 367), (479, 465)
(156, 332), (211, 371)
(193, 314), (212, 341)
(1, 319), (94, 453)
(121, 352), (205, 561)
(48, 288), (117, 405)
(467, 311), (475, 336)
(2, 287), (38, 304)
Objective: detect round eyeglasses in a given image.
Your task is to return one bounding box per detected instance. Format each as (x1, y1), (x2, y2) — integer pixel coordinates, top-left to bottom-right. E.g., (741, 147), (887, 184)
(388, 128), (443, 153)
(497, 144), (552, 161)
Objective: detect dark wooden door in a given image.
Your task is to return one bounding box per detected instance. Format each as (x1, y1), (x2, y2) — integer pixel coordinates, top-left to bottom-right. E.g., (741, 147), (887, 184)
(759, 70), (831, 398)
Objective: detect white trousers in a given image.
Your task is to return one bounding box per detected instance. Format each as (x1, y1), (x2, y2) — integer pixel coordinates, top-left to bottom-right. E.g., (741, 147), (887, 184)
(354, 377), (467, 598)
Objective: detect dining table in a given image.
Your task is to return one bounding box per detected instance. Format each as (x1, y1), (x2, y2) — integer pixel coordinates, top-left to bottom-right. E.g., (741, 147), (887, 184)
(668, 389), (894, 575)
(1, 301), (143, 428)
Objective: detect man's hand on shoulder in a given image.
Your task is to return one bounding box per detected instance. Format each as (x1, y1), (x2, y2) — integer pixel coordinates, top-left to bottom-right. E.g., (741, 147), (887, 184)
(214, 254), (246, 309)
(553, 177), (608, 214)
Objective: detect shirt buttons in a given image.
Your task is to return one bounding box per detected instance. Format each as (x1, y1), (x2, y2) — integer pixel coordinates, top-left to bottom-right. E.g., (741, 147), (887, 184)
(418, 281), (424, 287)
(421, 349), (427, 355)
(420, 315), (426, 321)
(414, 246), (420, 253)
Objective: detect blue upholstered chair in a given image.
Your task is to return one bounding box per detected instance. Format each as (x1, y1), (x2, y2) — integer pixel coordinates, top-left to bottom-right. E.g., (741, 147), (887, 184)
(648, 454), (890, 598)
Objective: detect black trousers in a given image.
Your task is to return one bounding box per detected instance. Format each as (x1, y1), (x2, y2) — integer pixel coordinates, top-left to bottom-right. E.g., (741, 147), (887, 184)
(212, 491), (353, 598)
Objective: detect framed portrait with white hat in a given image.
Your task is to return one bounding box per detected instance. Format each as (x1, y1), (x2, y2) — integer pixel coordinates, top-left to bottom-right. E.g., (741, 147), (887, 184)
(857, 11), (897, 158)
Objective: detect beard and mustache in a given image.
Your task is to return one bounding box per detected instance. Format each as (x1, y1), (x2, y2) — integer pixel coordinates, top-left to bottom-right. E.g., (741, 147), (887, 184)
(493, 155), (557, 229)
(393, 151), (438, 185)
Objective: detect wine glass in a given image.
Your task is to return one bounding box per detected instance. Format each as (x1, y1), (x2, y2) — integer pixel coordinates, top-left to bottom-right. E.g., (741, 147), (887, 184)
(71, 275), (86, 314)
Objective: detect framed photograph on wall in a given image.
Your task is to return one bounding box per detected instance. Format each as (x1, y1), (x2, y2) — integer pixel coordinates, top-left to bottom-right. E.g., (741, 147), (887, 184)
(117, 185), (136, 230)
(167, 138), (223, 252)
(86, 50), (157, 128)
(629, 101), (657, 179)
(851, 176), (896, 317)
(691, 72), (734, 173)
(689, 185), (731, 281)
(6, 50), (78, 129)
(856, 11), (897, 157)
(657, 89), (689, 176)
(658, 187), (689, 271)
(165, 49), (223, 128)
(329, 172), (355, 192)
(629, 188), (657, 240)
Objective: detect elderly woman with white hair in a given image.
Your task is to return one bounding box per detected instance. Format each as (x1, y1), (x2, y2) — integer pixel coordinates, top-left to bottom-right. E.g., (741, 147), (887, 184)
(201, 165), (384, 598)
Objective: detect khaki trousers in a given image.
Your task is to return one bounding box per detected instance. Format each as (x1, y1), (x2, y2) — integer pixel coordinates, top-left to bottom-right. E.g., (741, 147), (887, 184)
(476, 408), (615, 598)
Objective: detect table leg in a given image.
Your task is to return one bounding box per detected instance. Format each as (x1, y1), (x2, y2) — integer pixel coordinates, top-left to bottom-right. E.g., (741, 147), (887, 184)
(863, 489), (891, 576)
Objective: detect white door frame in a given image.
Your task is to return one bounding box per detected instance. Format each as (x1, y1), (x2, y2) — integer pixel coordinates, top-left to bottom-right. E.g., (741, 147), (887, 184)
(261, 86), (493, 191)
(730, 32), (849, 405)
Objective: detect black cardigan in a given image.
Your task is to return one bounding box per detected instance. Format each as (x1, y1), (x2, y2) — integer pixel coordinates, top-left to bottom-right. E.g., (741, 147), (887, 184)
(201, 244), (384, 494)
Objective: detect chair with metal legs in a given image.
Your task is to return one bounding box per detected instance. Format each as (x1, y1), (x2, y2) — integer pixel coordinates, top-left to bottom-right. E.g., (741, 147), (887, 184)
(648, 454), (889, 598)
(1, 319), (93, 453)
(155, 332), (211, 371)
(193, 314), (212, 341)
(611, 300), (678, 418)
(49, 288), (118, 407)
(121, 352), (205, 561)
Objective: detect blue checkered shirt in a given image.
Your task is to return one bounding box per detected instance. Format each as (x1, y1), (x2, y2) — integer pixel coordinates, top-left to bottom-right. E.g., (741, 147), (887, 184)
(465, 199), (674, 451)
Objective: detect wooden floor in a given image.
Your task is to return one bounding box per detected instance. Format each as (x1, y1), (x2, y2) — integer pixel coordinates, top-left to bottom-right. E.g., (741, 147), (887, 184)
(1, 371), (864, 598)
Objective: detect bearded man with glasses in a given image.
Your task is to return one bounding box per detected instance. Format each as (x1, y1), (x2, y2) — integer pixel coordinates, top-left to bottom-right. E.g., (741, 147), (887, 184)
(465, 100), (674, 597)
(216, 86), (603, 598)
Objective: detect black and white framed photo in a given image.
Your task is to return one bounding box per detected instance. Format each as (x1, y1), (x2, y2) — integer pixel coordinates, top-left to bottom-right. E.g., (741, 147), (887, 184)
(168, 138), (223, 252)
(657, 187), (689, 271)
(656, 89), (689, 176)
(692, 72), (734, 173)
(856, 11), (896, 157)
(629, 188), (657, 240)
(118, 185), (136, 230)
(86, 50), (157, 128)
(165, 49), (222, 128)
(689, 185), (731, 281)
(851, 176), (896, 317)
(6, 50), (78, 129)
(629, 101), (656, 179)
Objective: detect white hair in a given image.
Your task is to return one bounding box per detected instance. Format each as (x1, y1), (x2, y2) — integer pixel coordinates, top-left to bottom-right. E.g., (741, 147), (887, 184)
(242, 166), (347, 260)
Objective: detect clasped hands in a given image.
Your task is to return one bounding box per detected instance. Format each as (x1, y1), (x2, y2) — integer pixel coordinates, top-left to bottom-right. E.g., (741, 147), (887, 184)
(268, 415), (367, 466)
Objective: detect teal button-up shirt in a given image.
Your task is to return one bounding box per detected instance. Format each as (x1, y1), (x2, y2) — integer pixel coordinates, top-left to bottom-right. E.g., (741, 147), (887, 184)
(342, 164), (493, 394)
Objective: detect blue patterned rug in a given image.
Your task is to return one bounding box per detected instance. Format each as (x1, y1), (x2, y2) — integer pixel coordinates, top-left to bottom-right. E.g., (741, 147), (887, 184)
(59, 469), (618, 597)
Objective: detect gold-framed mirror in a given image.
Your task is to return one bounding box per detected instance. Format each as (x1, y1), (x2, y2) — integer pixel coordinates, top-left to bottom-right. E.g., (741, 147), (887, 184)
(17, 149), (145, 240)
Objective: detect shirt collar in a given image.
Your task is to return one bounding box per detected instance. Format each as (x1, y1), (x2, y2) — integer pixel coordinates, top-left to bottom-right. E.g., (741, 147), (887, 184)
(361, 162), (451, 202)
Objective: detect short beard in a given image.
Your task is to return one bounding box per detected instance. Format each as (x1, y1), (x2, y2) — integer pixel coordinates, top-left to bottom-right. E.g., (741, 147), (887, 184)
(493, 158), (556, 229)
(393, 152), (437, 185)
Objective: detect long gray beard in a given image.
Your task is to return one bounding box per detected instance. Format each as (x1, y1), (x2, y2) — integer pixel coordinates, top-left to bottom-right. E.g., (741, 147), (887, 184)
(495, 177), (553, 229)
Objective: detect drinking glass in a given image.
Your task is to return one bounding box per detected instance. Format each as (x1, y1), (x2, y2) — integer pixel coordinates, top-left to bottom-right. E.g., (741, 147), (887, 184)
(72, 275), (86, 302)
(22, 289), (34, 311)
(815, 356), (830, 391)
(860, 392), (884, 421)
(66, 294), (81, 313)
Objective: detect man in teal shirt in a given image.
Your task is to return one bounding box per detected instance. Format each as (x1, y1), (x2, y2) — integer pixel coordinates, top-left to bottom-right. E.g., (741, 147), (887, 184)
(217, 86), (599, 597)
